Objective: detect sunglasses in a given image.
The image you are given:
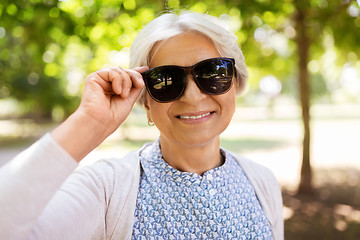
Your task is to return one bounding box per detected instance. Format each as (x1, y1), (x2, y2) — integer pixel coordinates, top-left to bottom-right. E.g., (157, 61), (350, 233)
(141, 57), (236, 103)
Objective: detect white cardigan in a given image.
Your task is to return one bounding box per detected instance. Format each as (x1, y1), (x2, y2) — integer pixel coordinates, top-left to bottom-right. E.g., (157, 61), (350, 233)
(0, 134), (284, 240)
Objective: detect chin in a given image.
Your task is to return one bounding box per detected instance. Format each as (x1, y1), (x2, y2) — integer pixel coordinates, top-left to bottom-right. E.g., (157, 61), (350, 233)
(175, 133), (221, 148)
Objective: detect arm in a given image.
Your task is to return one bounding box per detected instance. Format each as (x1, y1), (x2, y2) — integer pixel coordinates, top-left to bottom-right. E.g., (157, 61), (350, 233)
(0, 134), (78, 240)
(0, 66), (148, 239)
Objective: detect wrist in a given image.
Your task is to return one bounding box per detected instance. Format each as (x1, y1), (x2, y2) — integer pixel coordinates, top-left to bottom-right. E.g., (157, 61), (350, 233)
(51, 110), (111, 162)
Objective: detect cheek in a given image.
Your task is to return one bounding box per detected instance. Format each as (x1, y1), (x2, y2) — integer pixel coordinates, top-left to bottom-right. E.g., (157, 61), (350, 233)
(223, 88), (237, 109)
(226, 98), (236, 118)
(220, 90), (237, 120)
(147, 97), (172, 122)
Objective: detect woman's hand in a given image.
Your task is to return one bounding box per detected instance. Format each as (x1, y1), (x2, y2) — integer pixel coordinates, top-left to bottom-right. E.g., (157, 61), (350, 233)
(51, 66), (149, 162)
(78, 66), (148, 134)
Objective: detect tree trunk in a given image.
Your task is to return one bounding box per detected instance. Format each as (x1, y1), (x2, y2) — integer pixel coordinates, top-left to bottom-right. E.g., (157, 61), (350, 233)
(294, 6), (313, 195)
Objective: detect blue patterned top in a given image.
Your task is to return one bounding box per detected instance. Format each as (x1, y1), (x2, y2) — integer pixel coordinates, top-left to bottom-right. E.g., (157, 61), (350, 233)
(132, 139), (273, 239)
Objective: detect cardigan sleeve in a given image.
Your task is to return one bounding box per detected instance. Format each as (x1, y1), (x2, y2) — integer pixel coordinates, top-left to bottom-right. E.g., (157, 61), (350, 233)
(0, 134), (114, 240)
(0, 134), (78, 239)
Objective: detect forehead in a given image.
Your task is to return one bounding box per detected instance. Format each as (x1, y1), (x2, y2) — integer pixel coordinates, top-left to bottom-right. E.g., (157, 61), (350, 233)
(149, 31), (220, 68)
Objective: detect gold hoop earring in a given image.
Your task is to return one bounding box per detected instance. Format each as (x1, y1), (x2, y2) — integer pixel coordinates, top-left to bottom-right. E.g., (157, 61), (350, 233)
(148, 119), (155, 126)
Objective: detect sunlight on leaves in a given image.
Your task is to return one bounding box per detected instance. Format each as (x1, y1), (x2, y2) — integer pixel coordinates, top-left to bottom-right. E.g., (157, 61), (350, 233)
(190, 2), (207, 13)
(123, 0), (136, 10)
(44, 63), (60, 77)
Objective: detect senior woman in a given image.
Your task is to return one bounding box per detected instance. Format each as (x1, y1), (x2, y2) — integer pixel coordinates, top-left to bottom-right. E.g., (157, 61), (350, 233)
(0, 11), (283, 240)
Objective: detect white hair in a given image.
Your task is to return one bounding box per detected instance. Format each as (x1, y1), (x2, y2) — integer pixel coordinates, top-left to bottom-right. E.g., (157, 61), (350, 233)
(129, 11), (248, 107)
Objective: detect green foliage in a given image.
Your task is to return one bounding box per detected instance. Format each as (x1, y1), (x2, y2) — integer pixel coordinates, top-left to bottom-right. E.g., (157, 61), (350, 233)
(0, 0), (359, 118)
(0, 0), (163, 118)
(0, 0), (77, 116)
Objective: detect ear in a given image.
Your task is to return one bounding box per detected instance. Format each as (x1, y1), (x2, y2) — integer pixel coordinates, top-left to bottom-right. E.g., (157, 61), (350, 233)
(143, 93), (150, 110)
(143, 96), (151, 120)
(144, 103), (150, 110)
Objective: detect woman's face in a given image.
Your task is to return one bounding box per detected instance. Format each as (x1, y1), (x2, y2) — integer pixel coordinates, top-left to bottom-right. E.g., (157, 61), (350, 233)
(145, 31), (237, 147)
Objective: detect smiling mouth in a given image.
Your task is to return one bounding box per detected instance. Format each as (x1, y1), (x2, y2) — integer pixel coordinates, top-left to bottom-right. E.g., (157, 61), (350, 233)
(177, 112), (214, 119)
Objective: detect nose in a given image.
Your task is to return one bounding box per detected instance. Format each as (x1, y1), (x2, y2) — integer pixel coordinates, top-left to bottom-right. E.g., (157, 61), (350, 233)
(179, 74), (207, 103)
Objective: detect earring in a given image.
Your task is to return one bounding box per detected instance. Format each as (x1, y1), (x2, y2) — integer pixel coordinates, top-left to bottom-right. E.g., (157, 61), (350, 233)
(148, 119), (155, 126)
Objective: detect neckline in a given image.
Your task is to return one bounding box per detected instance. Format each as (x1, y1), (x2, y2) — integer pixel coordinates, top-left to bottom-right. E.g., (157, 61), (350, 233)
(140, 139), (232, 185)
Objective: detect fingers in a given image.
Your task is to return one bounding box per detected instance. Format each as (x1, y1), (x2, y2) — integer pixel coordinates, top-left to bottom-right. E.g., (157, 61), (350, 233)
(111, 67), (131, 97)
(93, 66), (148, 99)
(132, 66), (150, 73)
(123, 66), (149, 89)
(121, 66), (149, 102)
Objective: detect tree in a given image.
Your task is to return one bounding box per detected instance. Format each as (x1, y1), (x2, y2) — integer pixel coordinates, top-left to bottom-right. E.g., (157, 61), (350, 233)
(291, 0), (360, 194)
(294, 1), (312, 194)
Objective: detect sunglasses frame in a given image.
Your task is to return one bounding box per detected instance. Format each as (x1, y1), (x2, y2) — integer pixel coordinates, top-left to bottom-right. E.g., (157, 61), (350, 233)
(141, 57), (236, 103)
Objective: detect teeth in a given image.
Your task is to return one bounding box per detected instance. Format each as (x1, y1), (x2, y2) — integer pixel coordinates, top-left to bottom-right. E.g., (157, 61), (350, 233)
(179, 112), (211, 119)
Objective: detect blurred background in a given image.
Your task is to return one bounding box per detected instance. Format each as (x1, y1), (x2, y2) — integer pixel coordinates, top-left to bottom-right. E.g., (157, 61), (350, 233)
(0, 0), (360, 239)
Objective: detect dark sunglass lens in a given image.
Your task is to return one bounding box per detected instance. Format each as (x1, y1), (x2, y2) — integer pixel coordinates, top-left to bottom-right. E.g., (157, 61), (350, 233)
(143, 67), (186, 102)
(194, 59), (234, 94)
